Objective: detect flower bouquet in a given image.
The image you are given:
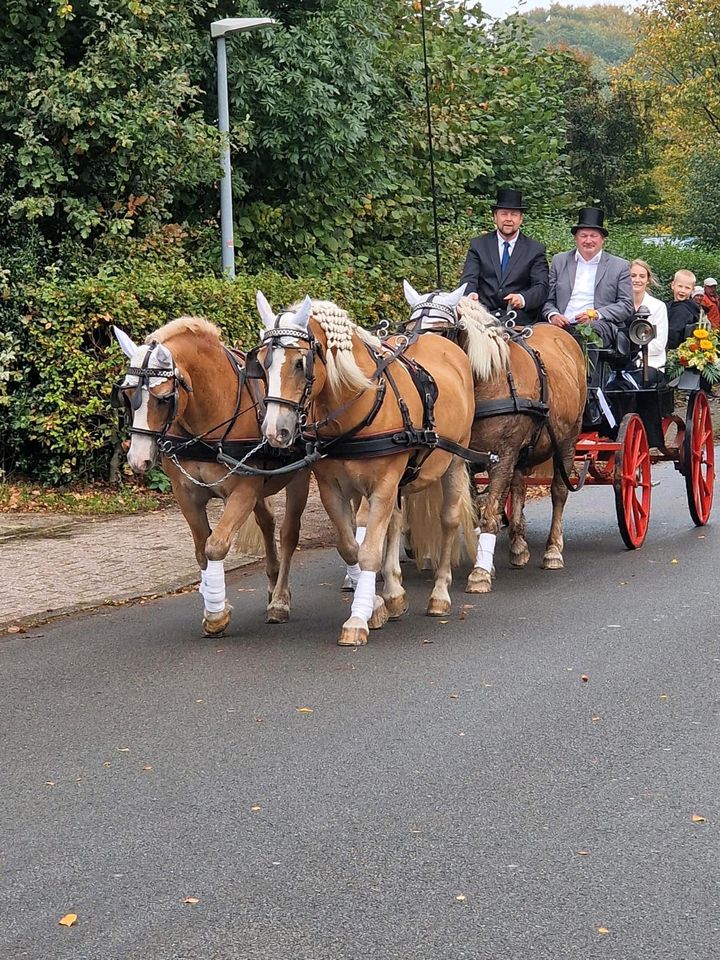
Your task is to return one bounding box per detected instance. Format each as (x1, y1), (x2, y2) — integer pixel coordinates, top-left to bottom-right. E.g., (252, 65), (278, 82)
(666, 326), (720, 384)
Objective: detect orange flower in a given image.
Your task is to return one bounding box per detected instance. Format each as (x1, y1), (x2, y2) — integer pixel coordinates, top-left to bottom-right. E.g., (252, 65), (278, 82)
(700, 339), (713, 350)
(689, 342), (699, 352)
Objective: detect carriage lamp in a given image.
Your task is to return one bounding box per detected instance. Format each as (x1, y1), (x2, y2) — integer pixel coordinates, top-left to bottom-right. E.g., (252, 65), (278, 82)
(212, 17), (277, 279)
(628, 307), (656, 385)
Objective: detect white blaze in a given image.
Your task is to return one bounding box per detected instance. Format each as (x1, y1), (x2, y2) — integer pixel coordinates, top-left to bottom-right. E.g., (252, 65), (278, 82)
(262, 346), (287, 443)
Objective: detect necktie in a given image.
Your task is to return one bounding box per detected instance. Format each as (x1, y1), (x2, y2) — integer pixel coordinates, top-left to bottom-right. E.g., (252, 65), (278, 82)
(500, 240), (510, 275)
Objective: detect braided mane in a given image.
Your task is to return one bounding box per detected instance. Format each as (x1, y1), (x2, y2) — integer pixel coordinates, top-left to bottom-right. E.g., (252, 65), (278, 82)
(307, 300), (382, 396)
(457, 297), (510, 380)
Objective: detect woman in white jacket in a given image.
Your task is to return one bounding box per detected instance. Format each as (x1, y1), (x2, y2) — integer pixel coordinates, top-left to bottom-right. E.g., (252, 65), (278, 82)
(630, 259), (668, 369)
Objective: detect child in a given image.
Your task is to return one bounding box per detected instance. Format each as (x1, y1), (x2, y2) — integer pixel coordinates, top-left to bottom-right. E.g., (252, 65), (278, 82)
(666, 269), (701, 349)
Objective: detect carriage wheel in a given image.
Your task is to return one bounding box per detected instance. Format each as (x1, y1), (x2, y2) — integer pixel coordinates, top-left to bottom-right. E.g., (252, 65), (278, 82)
(613, 414), (651, 549)
(684, 391), (715, 526)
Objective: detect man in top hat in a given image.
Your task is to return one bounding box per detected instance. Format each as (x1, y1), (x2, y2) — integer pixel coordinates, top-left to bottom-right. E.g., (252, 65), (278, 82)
(542, 206), (633, 347)
(459, 188), (549, 324)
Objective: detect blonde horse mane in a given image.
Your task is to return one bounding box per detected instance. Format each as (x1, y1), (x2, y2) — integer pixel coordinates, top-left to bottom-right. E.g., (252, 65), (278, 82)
(306, 300), (382, 397)
(457, 297), (510, 380)
(148, 315), (222, 345)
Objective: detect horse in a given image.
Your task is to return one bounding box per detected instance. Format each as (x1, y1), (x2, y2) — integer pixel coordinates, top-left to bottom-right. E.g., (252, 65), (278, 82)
(111, 317), (311, 636)
(401, 282), (587, 591)
(250, 291), (485, 647)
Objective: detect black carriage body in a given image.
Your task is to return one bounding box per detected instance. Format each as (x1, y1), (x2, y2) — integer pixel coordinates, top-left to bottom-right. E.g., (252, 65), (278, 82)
(603, 379), (675, 448)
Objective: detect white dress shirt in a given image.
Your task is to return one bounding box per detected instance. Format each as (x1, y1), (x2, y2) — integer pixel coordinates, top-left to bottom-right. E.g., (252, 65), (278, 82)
(565, 250), (602, 322)
(639, 292), (668, 369)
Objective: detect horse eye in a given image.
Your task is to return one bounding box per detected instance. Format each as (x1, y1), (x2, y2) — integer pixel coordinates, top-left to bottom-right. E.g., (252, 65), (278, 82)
(294, 357), (305, 372)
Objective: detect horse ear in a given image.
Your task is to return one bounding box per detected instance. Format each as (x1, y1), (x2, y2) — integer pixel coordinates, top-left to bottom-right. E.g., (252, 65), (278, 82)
(444, 283), (468, 308)
(113, 325), (139, 359)
(293, 295), (313, 330)
(256, 290), (276, 330)
(155, 343), (172, 367)
(403, 280), (422, 307)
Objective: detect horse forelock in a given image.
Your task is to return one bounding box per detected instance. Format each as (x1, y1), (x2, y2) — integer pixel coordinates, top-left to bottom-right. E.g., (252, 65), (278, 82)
(458, 297), (510, 380)
(148, 315), (222, 346)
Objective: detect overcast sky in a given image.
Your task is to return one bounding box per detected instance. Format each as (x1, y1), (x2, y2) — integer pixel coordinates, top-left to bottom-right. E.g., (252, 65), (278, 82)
(477, 0), (637, 21)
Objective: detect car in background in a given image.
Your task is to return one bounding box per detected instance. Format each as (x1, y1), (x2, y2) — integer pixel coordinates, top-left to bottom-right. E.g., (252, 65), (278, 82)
(642, 235), (699, 249)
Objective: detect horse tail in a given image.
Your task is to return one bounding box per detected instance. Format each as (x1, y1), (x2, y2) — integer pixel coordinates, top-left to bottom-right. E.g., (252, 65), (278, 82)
(233, 510), (266, 556)
(404, 470), (477, 571)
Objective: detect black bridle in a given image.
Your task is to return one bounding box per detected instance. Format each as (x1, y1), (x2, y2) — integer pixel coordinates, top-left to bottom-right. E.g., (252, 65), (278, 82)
(111, 342), (192, 440)
(245, 322), (325, 417)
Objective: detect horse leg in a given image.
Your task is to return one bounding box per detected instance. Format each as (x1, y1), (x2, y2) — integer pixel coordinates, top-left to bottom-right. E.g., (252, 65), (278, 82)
(381, 504), (408, 619)
(342, 494), (368, 591)
(508, 468), (530, 568)
(466, 455), (514, 594)
(267, 470), (310, 624)
(317, 480), (392, 645)
(543, 459), (569, 570)
(203, 483), (260, 636)
(427, 458), (467, 616)
(169, 480), (216, 635)
(253, 497), (279, 605)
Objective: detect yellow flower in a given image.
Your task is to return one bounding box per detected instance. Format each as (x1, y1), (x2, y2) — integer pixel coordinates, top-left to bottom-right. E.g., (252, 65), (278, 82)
(701, 339), (713, 350)
(693, 329), (707, 339)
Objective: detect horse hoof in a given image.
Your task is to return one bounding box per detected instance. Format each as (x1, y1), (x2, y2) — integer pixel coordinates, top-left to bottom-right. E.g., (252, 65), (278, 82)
(385, 594), (409, 619)
(202, 606), (232, 637)
(368, 596), (388, 630)
(542, 555), (564, 570)
(341, 574), (354, 592)
(510, 549), (530, 569)
(426, 597), (450, 617)
(266, 604), (290, 624)
(465, 569), (492, 594)
(338, 616), (369, 646)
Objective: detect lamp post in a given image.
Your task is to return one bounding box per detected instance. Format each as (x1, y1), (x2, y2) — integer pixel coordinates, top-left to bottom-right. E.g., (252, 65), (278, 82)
(211, 17), (276, 278)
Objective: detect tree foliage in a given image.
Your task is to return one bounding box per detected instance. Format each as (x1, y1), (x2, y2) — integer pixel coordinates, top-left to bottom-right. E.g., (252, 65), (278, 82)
(524, 3), (637, 67)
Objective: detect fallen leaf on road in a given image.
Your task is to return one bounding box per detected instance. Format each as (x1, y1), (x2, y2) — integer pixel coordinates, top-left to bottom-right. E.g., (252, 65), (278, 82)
(449, 693), (460, 699)
(118, 747), (130, 753)
(183, 897), (200, 905)
(439, 620), (449, 624)
(6, 625), (22, 634)
(659, 694), (668, 700)
(422, 638), (433, 644)
(591, 715), (601, 722)
(251, 804), (262, 812)
(195, 699), (204, 704)
(455, 894), (466, 902)
(576, 850), (590, 856)
(581, 675), (589, 683)
(296, 707), (314, 714)
(142, 765), (153, 772)
(597, 926), (609, 935)
(692, 814), (706, 823)
(671, 559), (679, 564)
(58, 913), (77, 927)
(46, 780), (56, 787)
(102, 762), (111, 768)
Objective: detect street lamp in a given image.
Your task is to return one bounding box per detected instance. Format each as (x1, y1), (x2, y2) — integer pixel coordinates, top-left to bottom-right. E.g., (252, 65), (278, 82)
(211, 17), (276, 278)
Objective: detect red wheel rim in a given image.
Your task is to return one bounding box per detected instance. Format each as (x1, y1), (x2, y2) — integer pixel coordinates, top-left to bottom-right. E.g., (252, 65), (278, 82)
(615, 415), (651, 549)
(686, 392), (715, 525)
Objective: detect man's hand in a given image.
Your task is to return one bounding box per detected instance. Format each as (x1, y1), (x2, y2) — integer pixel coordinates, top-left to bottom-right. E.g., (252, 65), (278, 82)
(504, 293), (524, 310)
(574, 309), (598, 324)
(549, 314), (571, 328)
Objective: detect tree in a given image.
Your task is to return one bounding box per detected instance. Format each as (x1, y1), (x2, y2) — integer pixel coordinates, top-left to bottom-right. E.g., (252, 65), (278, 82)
(525, 3), (638, 68)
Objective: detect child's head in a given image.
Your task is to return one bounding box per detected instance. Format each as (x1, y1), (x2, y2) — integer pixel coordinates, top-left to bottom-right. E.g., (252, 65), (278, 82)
(670, 269), (696, 301)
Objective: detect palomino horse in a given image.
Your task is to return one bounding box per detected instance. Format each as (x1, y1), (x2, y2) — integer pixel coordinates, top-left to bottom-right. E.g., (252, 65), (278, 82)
(251, 291), (485, 646)
(112, 318), (310, 635)
(402, 282), (587, 591)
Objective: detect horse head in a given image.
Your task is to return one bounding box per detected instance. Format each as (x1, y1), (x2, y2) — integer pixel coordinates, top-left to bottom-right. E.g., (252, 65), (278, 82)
(112, 325), (191, 474)
(255, 292), (319, 449)
(402, 280), (468, 332)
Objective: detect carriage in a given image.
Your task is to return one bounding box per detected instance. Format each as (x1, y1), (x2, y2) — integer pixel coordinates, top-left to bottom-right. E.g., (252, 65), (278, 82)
(482, 310), (716, 549)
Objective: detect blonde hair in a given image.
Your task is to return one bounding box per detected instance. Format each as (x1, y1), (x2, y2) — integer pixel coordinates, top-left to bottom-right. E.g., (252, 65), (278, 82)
(306, 300), (382, 396)
(630, 259), (660, 289)
(672, 268), (696, 285)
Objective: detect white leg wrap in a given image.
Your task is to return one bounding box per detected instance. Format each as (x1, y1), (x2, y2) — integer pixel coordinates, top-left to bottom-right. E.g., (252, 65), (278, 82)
(345, 562), (361, 588)
(355, 525), (366, 545)
(203, 559), (226, 613)
(474, 530), (497, 573)
(350, 570), (376, 624)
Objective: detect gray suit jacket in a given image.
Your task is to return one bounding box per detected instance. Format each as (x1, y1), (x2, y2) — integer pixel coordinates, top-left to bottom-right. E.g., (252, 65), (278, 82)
(542, 250), (633, 326)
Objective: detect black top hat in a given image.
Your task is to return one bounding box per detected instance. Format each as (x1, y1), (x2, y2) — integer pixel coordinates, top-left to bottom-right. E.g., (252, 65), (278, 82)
(571, 207), (608, 236)
(491, 188), (526, 212)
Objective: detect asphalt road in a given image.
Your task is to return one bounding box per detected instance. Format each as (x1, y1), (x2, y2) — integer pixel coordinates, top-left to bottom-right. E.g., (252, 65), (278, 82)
(3, 456), (719, 960)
